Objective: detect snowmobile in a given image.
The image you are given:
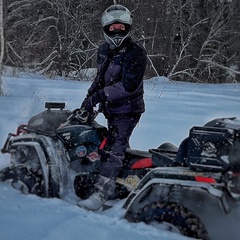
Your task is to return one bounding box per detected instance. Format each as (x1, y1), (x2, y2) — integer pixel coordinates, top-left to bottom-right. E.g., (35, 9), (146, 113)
(1, 102), (240, 240)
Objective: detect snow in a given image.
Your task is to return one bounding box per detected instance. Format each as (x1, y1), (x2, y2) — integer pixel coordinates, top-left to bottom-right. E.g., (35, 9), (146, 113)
(0, 184), (183, 240)
(0, 69), (240, 240)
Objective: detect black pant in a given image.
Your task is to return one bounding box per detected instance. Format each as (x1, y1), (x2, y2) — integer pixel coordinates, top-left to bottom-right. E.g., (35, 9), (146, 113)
(100, 114), (141, 179)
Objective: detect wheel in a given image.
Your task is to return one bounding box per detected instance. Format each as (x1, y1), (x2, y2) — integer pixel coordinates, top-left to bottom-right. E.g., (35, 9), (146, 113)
(0, 165), (45, 197)
(125, 201), (209, 240)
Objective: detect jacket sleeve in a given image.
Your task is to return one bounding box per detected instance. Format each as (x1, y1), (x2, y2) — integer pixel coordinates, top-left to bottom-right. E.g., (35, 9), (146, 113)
(85, 44), (107, 97)
(104, 45), (147, 101)
(86, 65), (101, 97)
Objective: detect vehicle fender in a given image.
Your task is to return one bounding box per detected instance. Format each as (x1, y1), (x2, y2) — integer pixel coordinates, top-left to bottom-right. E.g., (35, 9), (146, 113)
(124, 178), (240, 240)
(6, 134), (69, 198)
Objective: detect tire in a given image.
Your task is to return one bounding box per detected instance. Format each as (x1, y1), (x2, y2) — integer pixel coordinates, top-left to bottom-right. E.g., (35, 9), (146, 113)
(125, 201), (209, 240)
(0, 165), (45, 197)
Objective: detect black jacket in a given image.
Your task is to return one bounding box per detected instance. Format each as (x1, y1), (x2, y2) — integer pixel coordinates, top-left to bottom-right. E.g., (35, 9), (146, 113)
(87, 37), (147, 118)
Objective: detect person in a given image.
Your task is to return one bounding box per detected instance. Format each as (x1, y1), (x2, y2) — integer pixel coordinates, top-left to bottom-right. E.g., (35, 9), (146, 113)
(78, 4), (147, 210)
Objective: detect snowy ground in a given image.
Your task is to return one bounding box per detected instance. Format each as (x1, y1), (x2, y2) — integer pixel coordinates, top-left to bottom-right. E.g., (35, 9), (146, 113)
(0, 69), (240, 240)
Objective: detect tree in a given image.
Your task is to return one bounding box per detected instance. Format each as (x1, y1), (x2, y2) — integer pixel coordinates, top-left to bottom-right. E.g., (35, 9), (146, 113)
(189, 0), (240, 83)
(2, 0), (240, 83)
(4, 0), (103, 78)
(150, 0), (240, 83)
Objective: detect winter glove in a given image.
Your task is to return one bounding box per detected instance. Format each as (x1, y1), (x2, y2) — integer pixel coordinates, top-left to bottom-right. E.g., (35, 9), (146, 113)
(81, 89), (106, 112)
(81, 97), (94, 112)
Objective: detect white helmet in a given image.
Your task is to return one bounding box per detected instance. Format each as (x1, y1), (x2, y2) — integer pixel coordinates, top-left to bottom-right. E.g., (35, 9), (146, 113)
(101, 5), (133, 48)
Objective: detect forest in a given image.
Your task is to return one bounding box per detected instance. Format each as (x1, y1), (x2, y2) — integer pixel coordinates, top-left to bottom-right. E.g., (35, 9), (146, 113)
(1, 0), (240, 83)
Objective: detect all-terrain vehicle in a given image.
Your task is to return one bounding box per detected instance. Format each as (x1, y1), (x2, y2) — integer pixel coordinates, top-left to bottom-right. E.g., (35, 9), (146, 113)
(1, 102), (240, 240)
(124, 117), (240, 240)
(0, 102), (153, 201)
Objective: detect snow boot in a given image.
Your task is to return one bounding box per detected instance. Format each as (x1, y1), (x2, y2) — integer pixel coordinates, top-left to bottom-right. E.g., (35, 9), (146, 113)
(78, 175), (115, 211)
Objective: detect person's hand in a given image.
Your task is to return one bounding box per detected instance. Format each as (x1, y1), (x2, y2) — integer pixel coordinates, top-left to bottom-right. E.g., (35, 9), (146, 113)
(81, 90), (106, 112)
(72, 108), (81, 114)
(82, 97), (94, 112)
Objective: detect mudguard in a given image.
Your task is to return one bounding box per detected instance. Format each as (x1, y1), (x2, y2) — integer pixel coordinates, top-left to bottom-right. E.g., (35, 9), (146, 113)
(2, 133), (71, 199)
(123, 167), (240, 240)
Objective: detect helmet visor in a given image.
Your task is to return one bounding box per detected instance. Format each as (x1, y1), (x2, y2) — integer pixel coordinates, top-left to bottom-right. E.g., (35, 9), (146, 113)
(101, 10), (132, 27)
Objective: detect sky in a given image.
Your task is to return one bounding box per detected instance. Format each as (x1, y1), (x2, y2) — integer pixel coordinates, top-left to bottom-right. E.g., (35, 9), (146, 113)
(0, 68), (240, 240)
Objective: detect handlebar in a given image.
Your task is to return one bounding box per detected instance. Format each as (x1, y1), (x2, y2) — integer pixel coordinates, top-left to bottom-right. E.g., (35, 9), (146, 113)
(67, 108), (99, 124)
